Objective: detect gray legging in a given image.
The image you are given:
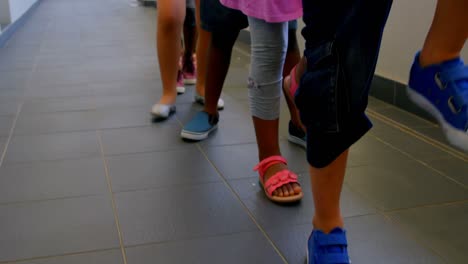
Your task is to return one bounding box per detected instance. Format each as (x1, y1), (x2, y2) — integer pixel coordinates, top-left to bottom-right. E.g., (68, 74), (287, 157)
(248, 17), (288, 120)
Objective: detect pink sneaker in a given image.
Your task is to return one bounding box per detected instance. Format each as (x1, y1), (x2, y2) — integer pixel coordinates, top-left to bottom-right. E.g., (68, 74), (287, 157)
(177, 70), (185, 94)
(182, 55), (197, 85)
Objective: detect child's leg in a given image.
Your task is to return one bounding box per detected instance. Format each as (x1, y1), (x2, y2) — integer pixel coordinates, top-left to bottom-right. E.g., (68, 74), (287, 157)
(180, 0), (247, 140)
(407, 0), (467, 151)
(282, 20), (305, 135)
(204, 30), (239, 115)
(194, 0), (211, 96)
(297, 0), (392, 262)
(182, 7), (197, 71)
(248, 17), (302, 198)
(420, 0), (468, 67)
(156, 0), (185, 105)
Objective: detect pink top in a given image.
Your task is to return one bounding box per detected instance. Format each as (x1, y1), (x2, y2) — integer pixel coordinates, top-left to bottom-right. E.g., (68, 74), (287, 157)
(220, 0), (302, 23)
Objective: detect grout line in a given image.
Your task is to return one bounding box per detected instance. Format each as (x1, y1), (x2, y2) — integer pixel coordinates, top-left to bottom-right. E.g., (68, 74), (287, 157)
(0, 247), (121, 264)
(367, 109), (467, 162)
(370, 133), (467, 189)
(96, 130), (128, 264)
(383, 199), (468, 214)
(195, 143), (289, 264)
(0, 102), (23, 167)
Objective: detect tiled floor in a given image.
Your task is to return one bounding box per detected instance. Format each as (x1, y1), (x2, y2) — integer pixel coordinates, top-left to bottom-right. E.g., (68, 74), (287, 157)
(0, 0), (467, 263)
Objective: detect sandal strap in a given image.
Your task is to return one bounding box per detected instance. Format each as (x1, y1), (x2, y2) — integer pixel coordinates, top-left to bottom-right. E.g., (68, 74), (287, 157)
(315, 233), (348, 247)
(253, 156), (288, 179)
(264, 170), (299, 196)
(316, 253), (351, 264)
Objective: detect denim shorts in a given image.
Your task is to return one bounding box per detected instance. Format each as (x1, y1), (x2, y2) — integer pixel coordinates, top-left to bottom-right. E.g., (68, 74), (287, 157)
(200, 0), (248, 32)
(296, 0), (393, 168)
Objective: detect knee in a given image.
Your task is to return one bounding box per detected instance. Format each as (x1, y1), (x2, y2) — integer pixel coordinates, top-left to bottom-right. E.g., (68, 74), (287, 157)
(158, 10), (184, 32)
(248, 78), (282, 120)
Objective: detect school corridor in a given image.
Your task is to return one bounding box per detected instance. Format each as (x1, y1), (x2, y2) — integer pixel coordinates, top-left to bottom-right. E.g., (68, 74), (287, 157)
(0, 0), (467, 263)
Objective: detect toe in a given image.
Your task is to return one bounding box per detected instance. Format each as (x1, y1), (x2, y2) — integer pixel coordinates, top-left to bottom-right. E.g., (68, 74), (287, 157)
(292, 183), (302, 194)
(282, 185), (289, 196)
(287, 184), (295, 196)
(277, 188), (284, 197)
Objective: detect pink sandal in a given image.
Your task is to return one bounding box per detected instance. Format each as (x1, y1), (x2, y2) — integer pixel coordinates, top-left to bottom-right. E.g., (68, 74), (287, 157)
(254, 156), (303, 203)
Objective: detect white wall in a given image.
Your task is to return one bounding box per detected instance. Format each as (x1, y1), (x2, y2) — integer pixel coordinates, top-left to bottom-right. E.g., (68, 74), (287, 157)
(8, 0), (38, 22)
(375, 0), (468, 84)
(0, 0), (11, 25)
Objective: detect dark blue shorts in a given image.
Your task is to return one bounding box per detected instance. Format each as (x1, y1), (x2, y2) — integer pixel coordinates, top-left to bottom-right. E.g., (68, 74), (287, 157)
(200, 0), (248, 33)
(296, 0), (393, 168)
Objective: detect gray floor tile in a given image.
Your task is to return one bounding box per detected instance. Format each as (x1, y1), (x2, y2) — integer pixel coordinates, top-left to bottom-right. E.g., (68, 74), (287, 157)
(15, 249), (124, 264)
(115, 182), (257, 246)
(267, 214), (443, 264)
(229, 174), (377, 229)
(91, 79), (160, 97)
(126, 232), (284, 264)
(0, 100), (20, 116)
(22, 97), (97, 113)
(14, 110), (98, 135)
(0, 195), (120, 262)
(203, 141), (308, 181)
(5, 131), (100, 163)
(427, 157), (468, 187)
(388, 202), (468, 264)
(346, 160), (468, 211)
(107, 149), (220, 192)
(95, 107), (155, 130)
(25, 83), (95, 98)
(370, 122), (453, 162)
(27, 68), (89, 88)
(199, 118), (257, 147)
(0, 157), (107, 204)
(100, 125), (190, 156)
(0, 115), (14, 136)
(348, 134), (414, 167)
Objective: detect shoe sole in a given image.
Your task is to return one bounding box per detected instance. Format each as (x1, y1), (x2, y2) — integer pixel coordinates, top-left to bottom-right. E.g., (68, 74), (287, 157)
(184, 78), (196, 85)
(407, 86), (468, 151)
(288, 135), (306, 149)
(180, 125), (218, 141)
(177, 86), (186, 94)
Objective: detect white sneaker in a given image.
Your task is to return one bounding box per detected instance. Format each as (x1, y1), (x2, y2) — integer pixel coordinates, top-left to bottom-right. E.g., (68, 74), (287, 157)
(151, 104), (176, 119)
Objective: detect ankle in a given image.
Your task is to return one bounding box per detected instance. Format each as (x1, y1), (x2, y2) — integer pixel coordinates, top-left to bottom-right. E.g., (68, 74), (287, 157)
(313, 216), (344, 234)
(419, 50), (460, 67)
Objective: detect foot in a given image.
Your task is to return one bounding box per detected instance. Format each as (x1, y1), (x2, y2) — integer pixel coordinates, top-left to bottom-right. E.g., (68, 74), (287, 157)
(408, 52), (468, 151)
(262, 161), (302, 198)
(181, 111), (219, 140)
(288, 120), (306, 148)
(194, 92), (225, 110)
(151, 103), (176, 119)
(283, 67), (306, 148)
(307, 227), (351, 264)
(182, 54), (197, 85)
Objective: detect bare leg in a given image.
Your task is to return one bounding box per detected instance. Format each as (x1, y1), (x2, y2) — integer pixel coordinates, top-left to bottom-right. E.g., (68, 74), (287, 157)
(183, 7), (197, 73)
(194, 0), (212, 96)
(419, 0), (468, 67)
(204, 30), (239, 115)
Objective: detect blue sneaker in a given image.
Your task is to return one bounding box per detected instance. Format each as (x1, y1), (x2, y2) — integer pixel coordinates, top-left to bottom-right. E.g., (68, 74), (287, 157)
(181, 111), (219, 141)
(288, 120), (306, 148)
(408, 53), (468, 151)
(307, 228), (351, 264)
